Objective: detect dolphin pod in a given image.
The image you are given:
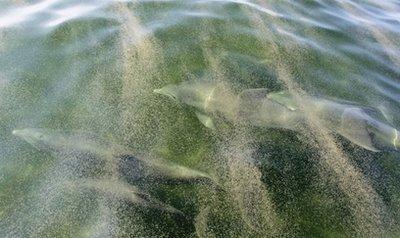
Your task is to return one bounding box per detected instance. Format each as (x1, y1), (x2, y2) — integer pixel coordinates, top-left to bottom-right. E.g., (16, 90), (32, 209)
(154, 80), (400, 152)
(12, 128), (214, 214)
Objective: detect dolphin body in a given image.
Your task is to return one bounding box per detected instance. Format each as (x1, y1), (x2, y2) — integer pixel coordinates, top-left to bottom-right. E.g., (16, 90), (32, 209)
(154, 81), (400, 152)
(12, 128), (212, 182)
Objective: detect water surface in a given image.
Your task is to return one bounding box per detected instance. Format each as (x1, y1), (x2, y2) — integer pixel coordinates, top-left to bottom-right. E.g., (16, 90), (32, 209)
(1, 0), (400, 237)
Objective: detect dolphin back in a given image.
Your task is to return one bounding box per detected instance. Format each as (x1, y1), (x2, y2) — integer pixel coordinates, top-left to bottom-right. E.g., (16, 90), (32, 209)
(237, 89), (303, 129)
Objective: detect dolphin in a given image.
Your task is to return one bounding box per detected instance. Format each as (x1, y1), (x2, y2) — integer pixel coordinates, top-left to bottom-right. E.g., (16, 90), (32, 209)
(154, 81), (400, 152)
(154, 81), (238, 129)
(298, 97), (400, 152)
(69, 179), (184, 215)
(266, 92), (400, 152)
(12, 128), (115, 158)
(12, 128), (214, 183)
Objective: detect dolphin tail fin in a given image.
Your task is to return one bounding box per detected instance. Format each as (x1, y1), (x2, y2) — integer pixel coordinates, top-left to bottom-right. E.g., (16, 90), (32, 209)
(339, 108), (379, 152)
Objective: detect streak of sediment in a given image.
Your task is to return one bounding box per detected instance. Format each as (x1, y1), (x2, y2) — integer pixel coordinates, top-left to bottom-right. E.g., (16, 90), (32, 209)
(194, 21), (281, 236)
(247, 1), (389, 236)
(112, 3), (165, 236)
(196, 129), (282, 237)
(116, 3), (164, 151)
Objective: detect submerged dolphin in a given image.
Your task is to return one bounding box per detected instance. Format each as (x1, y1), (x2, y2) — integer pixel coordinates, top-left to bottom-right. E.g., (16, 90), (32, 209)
(12, 128), (213, 182)
(154, 81), (400, 152)
(70, 179), (183, 214)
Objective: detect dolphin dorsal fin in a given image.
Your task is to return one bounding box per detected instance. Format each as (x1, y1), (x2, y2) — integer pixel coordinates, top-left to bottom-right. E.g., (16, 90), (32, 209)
(195, 111), (216, 130)
(339, 108), (379, 152)
(267, 91), (298, 111)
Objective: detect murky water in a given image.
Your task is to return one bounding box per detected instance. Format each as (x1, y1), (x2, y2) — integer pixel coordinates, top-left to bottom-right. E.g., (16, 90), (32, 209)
(1, 0), (400, 237)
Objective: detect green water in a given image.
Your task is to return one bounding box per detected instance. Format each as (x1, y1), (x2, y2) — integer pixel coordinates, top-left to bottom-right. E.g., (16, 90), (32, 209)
(1, 0), (400, 237)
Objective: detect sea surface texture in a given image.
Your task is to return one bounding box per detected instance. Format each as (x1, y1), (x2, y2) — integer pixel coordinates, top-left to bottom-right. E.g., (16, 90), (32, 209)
(1, 0), (400, 237)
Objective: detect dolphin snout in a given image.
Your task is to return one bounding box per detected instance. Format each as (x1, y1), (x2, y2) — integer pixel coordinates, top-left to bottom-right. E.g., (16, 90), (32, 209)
(12, 129), (22, 136)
